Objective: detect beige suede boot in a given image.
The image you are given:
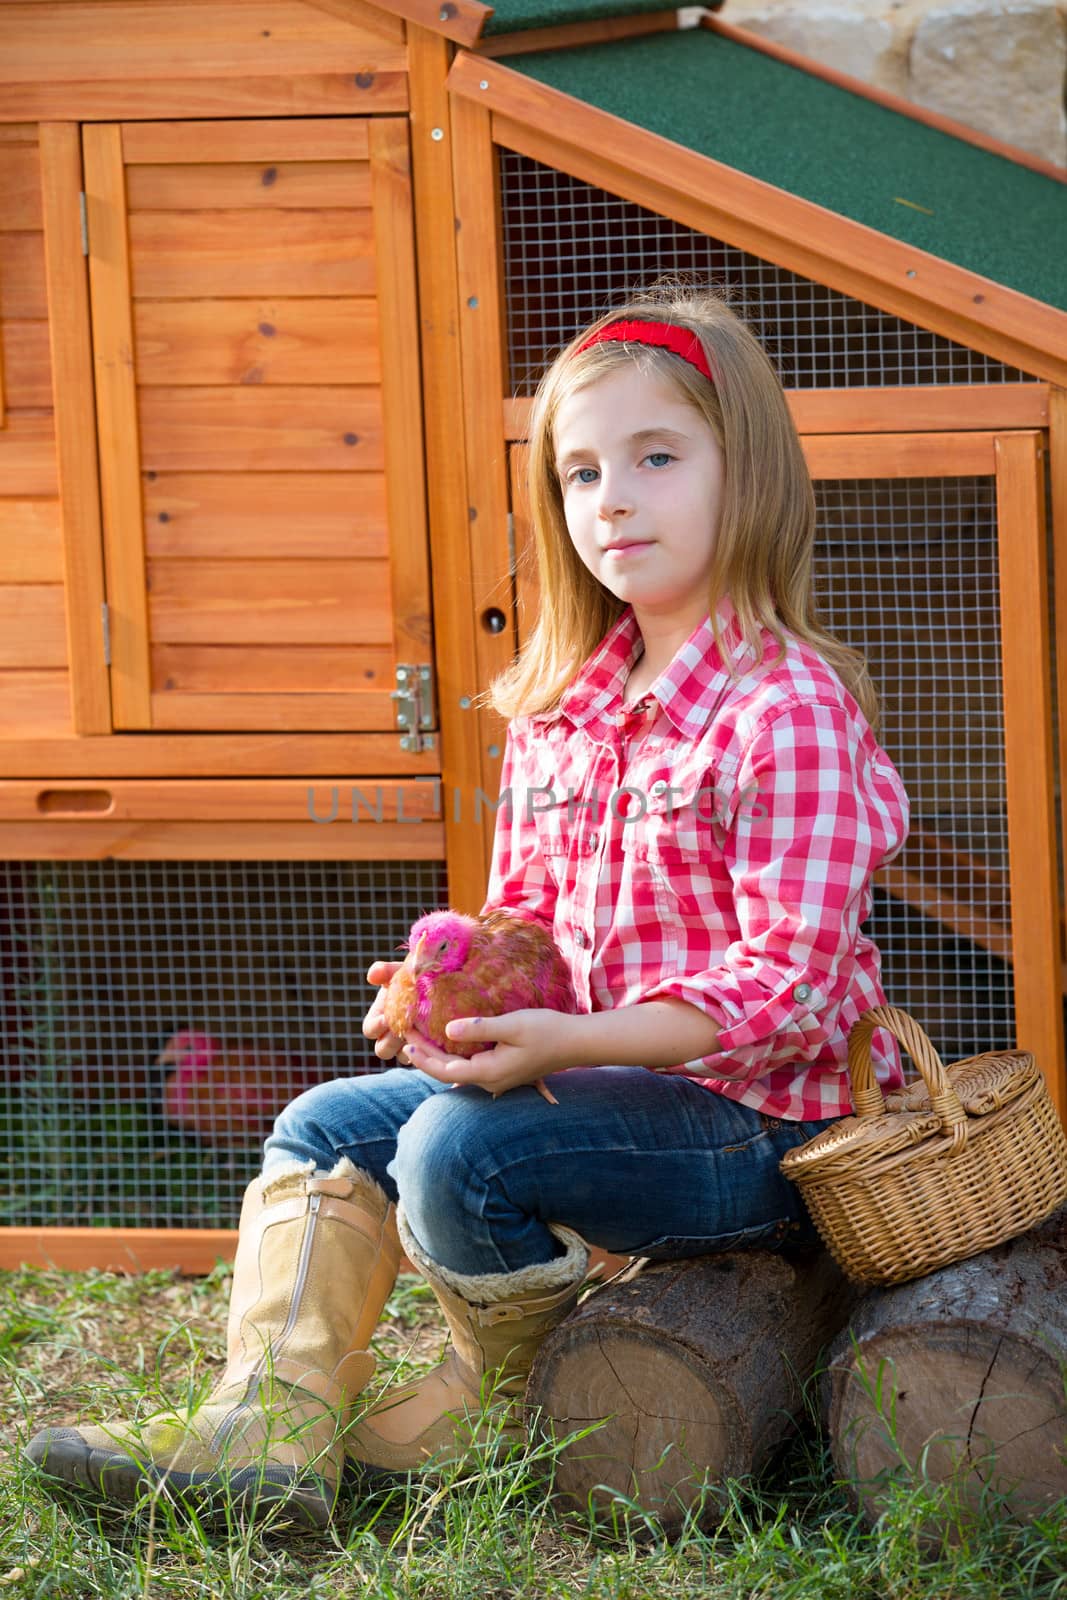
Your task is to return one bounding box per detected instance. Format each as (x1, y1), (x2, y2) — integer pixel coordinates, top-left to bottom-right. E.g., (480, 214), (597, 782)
(26, 1158), (401, 1530)
(348, 1206), (588, 1474)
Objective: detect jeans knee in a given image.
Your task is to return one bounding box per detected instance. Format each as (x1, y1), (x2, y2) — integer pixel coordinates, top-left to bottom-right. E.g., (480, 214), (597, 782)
(393, 1090), (490, 1218)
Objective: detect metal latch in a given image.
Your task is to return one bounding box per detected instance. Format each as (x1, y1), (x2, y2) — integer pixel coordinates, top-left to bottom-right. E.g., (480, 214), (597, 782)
(391, 663), (436, 753)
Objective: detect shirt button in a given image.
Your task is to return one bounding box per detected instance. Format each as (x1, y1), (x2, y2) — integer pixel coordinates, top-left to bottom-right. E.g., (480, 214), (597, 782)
(649, 779), (669, 797)
(793, 983), (813, 1002)
(574, 929), (589, 949)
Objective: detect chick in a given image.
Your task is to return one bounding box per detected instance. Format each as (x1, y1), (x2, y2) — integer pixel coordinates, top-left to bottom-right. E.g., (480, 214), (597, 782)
(383, 908), (580, 1105)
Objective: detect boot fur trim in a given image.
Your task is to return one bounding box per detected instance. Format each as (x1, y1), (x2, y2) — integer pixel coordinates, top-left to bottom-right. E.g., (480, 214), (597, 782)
(260, 1155), (390, 1210)
(396, 1205), (588, 1304)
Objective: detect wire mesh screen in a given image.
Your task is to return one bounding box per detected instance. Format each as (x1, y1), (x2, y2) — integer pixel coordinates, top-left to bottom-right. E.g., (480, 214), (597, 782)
(0, 858), (448, 1229)
(812, 476), (1016, 1066)
(500, 151), (1033, 392)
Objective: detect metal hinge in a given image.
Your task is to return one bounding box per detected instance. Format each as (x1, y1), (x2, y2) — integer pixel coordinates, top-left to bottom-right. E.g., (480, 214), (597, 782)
(79, 191), (88, 256)
(101, 602), (111, 666)
(391, 662), (436, 753)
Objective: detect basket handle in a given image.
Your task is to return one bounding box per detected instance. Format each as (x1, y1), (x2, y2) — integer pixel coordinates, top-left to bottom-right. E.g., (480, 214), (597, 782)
(847, 1004), (969, 1152)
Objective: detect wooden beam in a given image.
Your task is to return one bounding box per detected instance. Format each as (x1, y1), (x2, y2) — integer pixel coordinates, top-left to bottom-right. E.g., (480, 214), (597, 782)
(450, 84), (516, 882)
(369, 118), (434, 672)
(0, 820), (446, 860)
(0, 732), (443, 778)
(475, 10), (676, 57)
(446, 52), (1067, 388)
(504, 385), (1051, 441)
(408, 24), (488, 914)
(0, 778), (442, 821)
(0, 1227), (626, 1278)
(995, 431), (1065, 1122)
(82, 123), (153, 728)
(307, 0), (488, 48)
(1050, 388), (1067, 1048)
(38, 123), (111, 735)
(801, 431), (996, 478)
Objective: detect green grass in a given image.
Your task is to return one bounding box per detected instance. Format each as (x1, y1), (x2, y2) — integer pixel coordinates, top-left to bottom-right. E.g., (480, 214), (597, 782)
(1, 1264), (1064, 1600)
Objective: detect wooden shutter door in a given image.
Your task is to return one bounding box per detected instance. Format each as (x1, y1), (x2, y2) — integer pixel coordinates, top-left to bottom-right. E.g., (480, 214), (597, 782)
(83, 117), (430, 732)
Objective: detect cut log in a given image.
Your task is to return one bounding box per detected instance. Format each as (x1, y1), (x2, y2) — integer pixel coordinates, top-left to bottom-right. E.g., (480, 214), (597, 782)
(827, 1206), (1067, 1528)
(526, 1246), (854, 1533)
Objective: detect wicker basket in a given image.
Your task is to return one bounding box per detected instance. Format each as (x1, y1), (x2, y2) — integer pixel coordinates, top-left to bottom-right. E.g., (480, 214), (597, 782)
(780, 1005), (1067, 1287)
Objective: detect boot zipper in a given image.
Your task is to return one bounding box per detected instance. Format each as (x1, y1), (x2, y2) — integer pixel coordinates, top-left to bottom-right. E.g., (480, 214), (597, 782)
(212, 1190), (322, 1451)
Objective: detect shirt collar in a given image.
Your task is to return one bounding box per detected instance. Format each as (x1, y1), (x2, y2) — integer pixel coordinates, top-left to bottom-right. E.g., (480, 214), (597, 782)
(531, 594), (758, 741)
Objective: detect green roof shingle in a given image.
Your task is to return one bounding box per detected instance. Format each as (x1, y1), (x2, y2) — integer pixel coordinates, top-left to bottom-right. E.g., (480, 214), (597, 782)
(483, 0), (676, 37)
(500, 29), (1067, 312)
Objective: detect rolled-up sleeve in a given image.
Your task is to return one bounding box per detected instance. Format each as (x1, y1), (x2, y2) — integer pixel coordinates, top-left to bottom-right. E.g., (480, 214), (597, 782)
(642, 700), (910, 1084)
(478, 722), (559, 932)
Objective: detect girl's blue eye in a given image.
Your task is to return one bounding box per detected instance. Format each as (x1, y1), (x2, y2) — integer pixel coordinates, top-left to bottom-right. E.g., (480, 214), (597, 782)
(646, 452), (673, 468)
(571, 467), (599, 485)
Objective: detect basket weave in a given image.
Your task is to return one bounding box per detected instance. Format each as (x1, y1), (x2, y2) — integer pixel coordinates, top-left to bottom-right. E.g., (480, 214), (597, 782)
(780, 1005), (1067, 1287)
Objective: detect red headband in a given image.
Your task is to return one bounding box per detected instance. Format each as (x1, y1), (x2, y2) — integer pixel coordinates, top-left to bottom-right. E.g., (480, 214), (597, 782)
(575, 319), (714, 384)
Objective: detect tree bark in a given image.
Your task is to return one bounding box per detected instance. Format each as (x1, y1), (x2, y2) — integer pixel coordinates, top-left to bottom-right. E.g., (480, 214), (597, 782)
(526, 1246), (853, 1533)
(826, 1207), (1067, 1527)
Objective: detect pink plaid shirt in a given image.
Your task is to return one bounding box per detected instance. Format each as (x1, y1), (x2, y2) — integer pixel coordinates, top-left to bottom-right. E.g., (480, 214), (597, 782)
(480, 595), (911, 1120)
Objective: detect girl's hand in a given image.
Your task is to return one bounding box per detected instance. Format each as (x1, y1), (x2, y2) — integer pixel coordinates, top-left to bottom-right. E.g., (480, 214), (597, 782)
(403, 1010), (581, 1103)
(362, 960), (412, 1064)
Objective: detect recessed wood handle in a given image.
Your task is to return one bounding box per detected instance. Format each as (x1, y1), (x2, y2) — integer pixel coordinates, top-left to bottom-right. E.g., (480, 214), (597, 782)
(35, 789), (115, 816)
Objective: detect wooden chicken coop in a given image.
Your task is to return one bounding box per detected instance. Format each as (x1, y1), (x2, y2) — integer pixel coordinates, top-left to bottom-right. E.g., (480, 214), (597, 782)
(1, 0), (1065, 1270)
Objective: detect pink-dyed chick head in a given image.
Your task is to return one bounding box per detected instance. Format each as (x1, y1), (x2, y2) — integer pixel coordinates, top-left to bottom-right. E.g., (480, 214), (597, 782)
(157, 1030), (217, 1071)
(404, 910), (478, 976)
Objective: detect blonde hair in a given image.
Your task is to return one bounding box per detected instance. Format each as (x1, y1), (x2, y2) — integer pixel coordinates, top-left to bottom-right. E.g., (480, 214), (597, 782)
(483, 285), (880, 732)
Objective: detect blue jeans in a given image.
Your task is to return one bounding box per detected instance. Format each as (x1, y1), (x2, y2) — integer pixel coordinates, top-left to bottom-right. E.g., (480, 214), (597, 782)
(263, 1067), (835, 1277)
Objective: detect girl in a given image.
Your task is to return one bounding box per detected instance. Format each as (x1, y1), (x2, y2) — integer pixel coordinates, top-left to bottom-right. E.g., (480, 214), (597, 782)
(28, 286), (909, 1532)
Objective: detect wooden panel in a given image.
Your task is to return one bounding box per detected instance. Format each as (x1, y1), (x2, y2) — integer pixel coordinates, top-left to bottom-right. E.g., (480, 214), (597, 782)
(40, 122), (111, 735)
(151, 693), (396, 730)
(450, 90), (516, 881)
(0, 778), (441, 821)
(290, 0), (406, 43)
(2, 320), (51, 407)
(129, 209), (375, 298)
(0, 75), (408, 123)
(801, 432), (997, 478)
(0, 145), (42, 229)
(137, 386), (383, 472)
(0, 585), (67, 666)
(0, 669), (71, 736)
(0, 415), (56, 494)
(369, 118), (433, 666)
(126, 160), (371, 211)
(133, 298), (381, 386)
(122, 119), (371, 165)
(143, 472), (388, 558)
(1, 2), (407, 82)
(152, 643), (394, 695)
(408, 24), (486, 914)
(83, 122), (152, 727)
(146, 559), (392, 645)
(995, 432), (1065, 1120)
(0, 128), (38, 146)
(0, 232), (47, 319)
(0, 731), (441, 777)
(0, 821), (445, 861)
(449, 50), (1067, 388)
(0, 500), (62, 580)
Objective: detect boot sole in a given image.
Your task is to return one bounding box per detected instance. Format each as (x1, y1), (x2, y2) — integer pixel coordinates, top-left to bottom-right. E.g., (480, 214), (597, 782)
(25, 1427), (334, 1532)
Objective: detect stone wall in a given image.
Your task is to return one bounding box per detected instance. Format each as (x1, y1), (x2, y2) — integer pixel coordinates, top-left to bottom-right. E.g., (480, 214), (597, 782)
(720, 0), (1067, 167)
